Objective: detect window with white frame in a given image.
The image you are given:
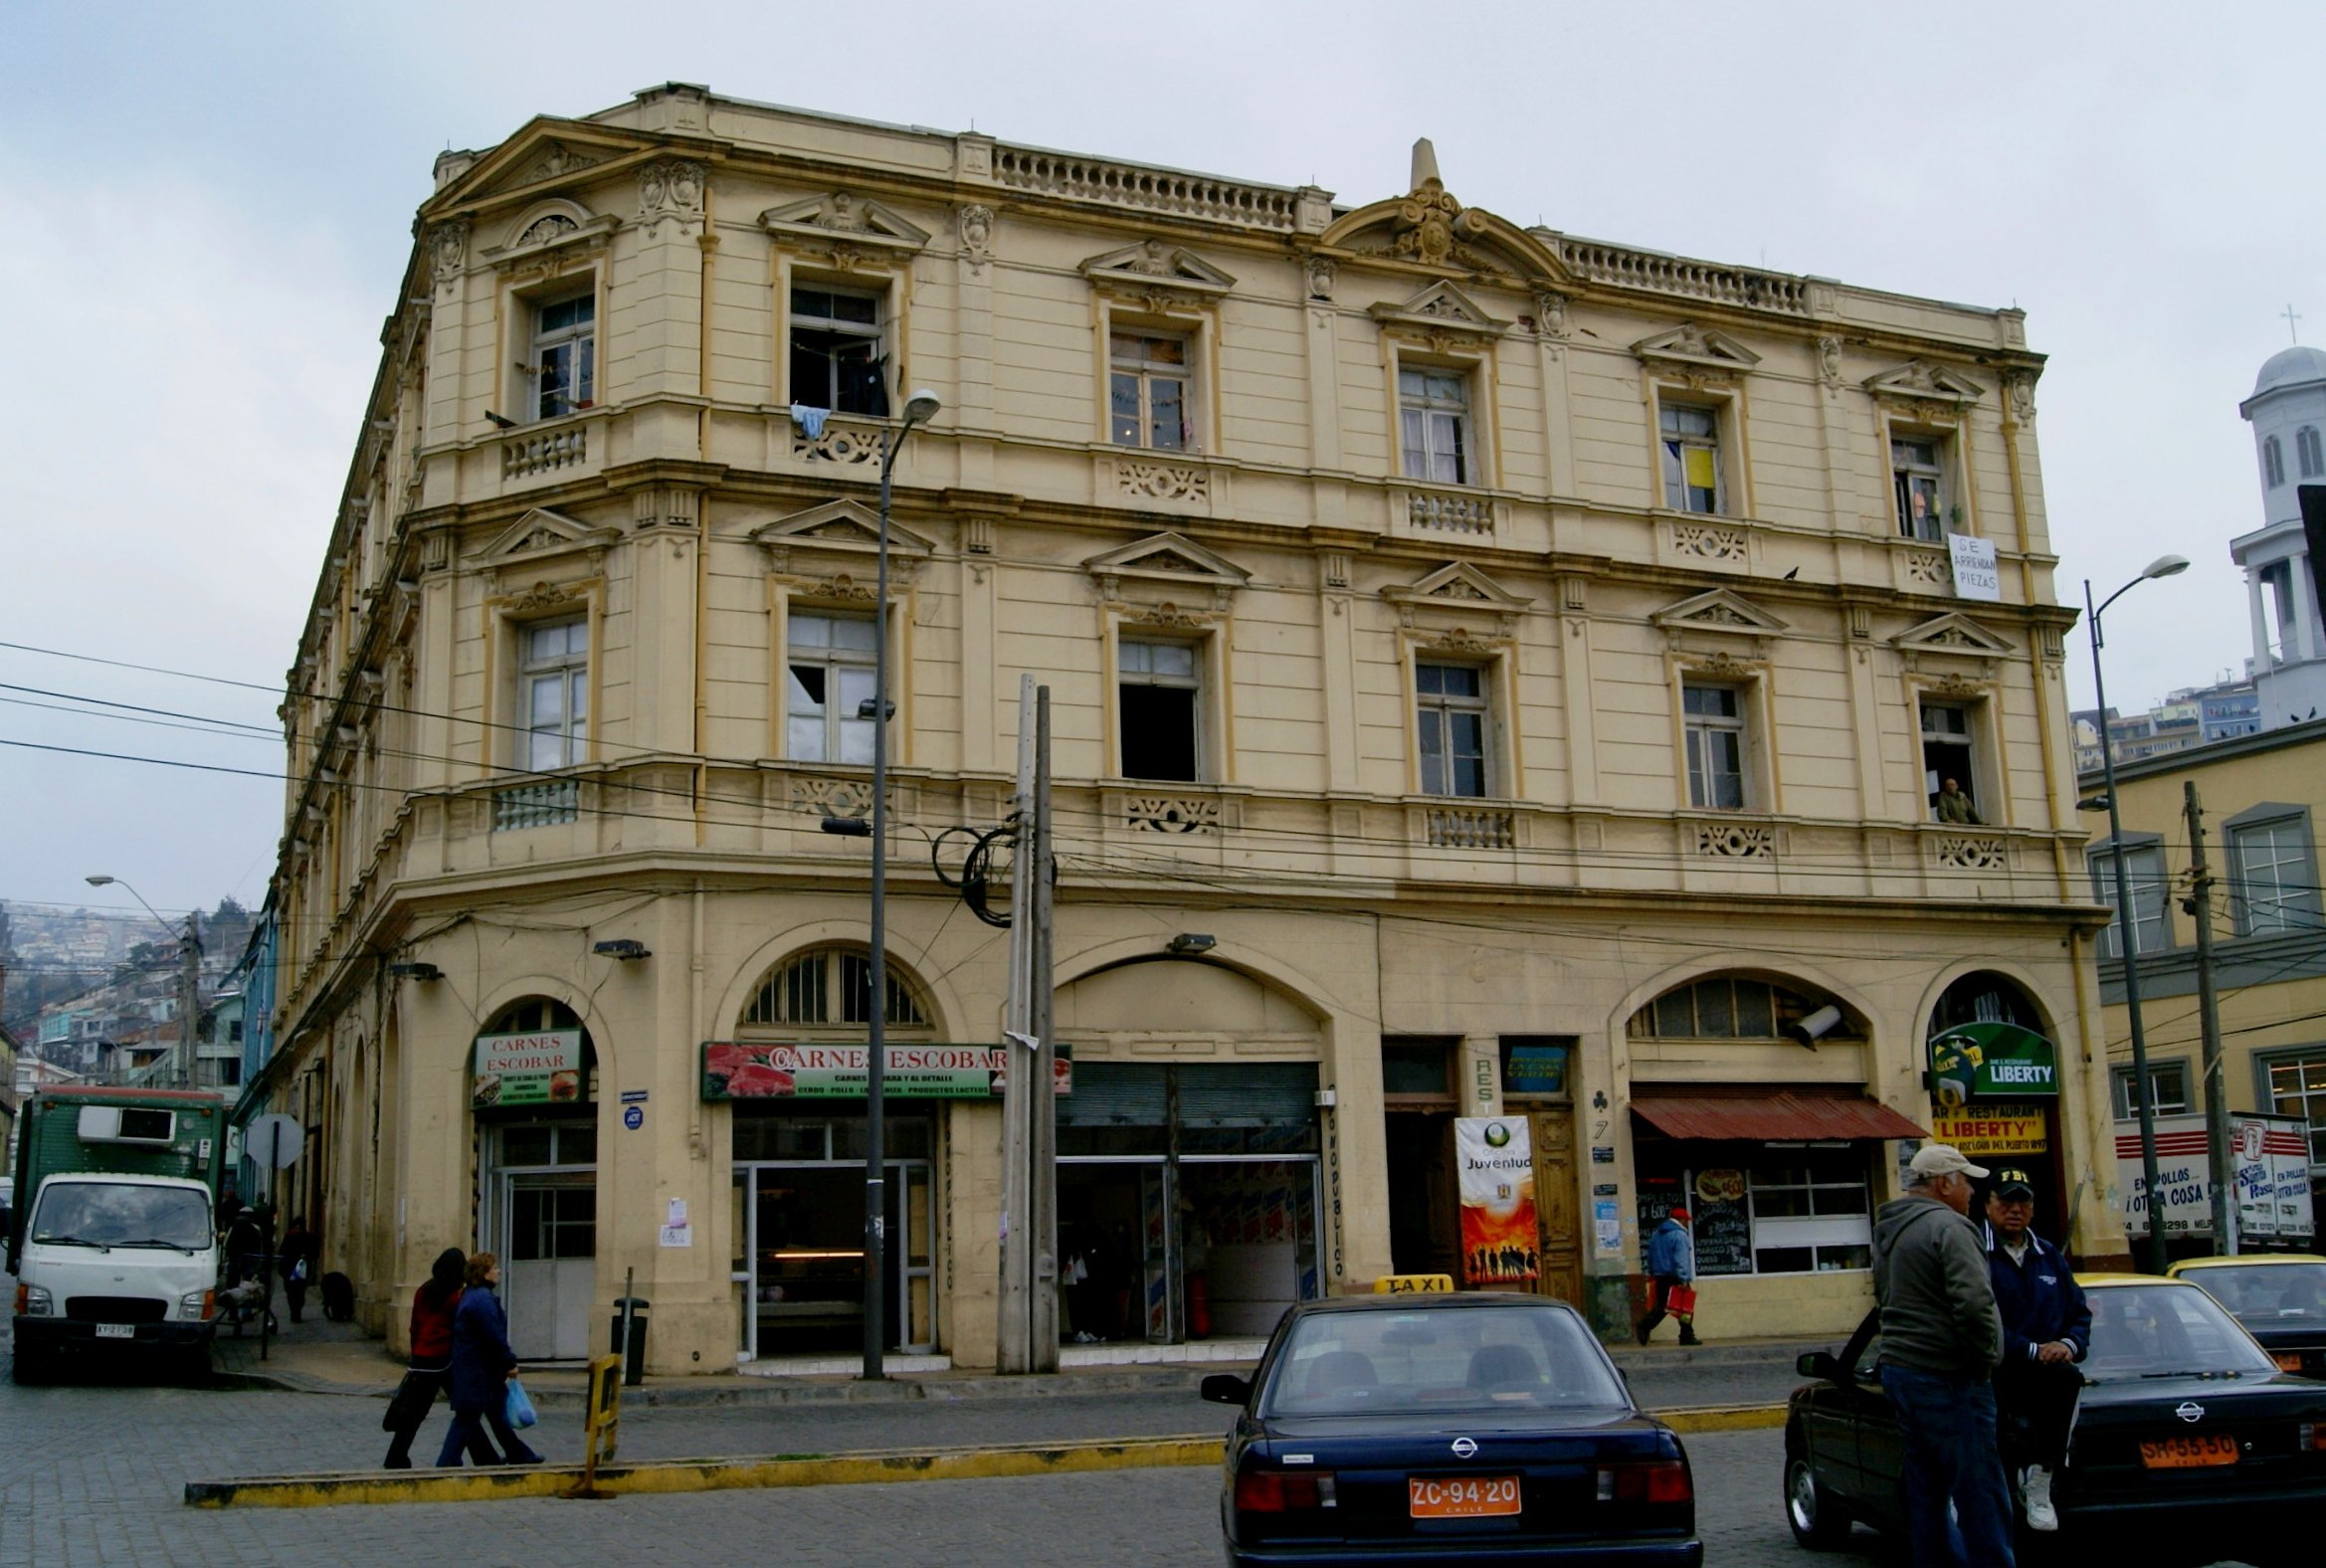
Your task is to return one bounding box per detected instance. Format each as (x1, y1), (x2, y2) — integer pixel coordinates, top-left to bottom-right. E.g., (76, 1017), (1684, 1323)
(2301, 426), (2325, 480)
(2111, 1060), (2191, 1121)
(1892, 436), (1948, 540)
(2263, 1049), (2326, 1167)
(787, 612), (879, 764)
(1110, 330), (1190, 451)
(2090, 843), (2170, 958)
(529, 294), (596, 421)
(1659, 403), (1724, 514)
(1745, 1157), (1874, 1274)
(2229, 812), (2317, 936)
(1399, 367), (1472, 485)
(1416, 661), (1489, 798)
(1117, 637), (1201, 781)
(520, 618), (588, 770)
(1682, 683), (1747, 811)
(1919, 699), (1980, 821)
(789, 285), (887, 417)
(2265, 434), (2286, 489)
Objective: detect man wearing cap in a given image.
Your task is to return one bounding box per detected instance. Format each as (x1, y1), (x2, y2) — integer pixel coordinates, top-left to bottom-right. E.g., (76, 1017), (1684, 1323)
(1983, 1167), (2088, 1533)
(1636, 1206), (1699, 1346)
(1873, 1144), (2015, 1568)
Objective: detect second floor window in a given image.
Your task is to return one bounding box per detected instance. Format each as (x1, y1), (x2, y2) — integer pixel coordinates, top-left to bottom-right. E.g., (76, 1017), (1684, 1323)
(788, 612), (878, 764)
(1118, 638), (1200, 781)
(1892, 437), (1946, 540)
(2231, 815), (2315, 936)
(1682, 684), (1746, 811)
(790, 287), (887, 416)
(531, 294), (595, 421)
(1399, 368), (1471, 485)
(1110, 331), (1189, 450)
(521, 618), (588, 771)
(1416, 662), (1488, 798)
(2112, 1061), (2191, 1120)
(1660, 404), (1723, 513)
(2091, 844), (2169, 958)
(1919, 700), (1980, 822)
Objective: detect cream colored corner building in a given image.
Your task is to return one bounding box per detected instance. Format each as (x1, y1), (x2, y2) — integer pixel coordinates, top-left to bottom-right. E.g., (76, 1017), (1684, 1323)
(252, 84), (2121, 1373)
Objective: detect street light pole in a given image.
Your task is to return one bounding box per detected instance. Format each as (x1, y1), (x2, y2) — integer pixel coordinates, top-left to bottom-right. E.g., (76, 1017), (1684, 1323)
(864, 388), (941, 1382)
(86, 875), (196, 1087)
(2083, 555), (2188, 1274)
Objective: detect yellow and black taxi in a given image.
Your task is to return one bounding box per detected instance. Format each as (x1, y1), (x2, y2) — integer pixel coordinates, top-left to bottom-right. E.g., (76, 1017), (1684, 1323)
(2166, 1254), (2326, 1378)
(1204, 1293), (1700, 1566)
(1784, 1274), (2326, 1566)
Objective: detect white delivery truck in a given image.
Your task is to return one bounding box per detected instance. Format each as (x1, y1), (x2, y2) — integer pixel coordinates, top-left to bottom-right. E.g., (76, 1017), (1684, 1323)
(2118, 1111), (2316, 1247)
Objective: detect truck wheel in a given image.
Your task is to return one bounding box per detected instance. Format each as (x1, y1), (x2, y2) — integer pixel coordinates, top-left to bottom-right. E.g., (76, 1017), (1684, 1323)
(1786, 1447), (1852, 1549)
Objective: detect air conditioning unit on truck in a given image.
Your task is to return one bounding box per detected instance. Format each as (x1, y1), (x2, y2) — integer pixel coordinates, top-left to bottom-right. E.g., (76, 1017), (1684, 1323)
(2117, 1111), (2317, 1246)
(7, 1086), (229, 1383)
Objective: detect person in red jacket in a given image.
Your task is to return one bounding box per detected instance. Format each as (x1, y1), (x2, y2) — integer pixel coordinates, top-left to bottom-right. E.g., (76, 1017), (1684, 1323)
(383, 1248), (466, 1468)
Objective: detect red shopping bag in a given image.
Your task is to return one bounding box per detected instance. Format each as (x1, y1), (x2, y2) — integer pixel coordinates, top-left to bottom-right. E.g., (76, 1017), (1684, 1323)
(1664, 1284), (1698, 1315)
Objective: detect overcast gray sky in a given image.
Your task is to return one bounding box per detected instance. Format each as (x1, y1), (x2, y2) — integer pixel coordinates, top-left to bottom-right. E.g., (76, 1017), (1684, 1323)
(2, 1), (2316, 920)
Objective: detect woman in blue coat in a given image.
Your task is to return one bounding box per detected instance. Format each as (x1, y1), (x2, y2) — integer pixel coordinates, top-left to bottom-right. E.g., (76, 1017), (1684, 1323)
(434, 1252), (544, 1467)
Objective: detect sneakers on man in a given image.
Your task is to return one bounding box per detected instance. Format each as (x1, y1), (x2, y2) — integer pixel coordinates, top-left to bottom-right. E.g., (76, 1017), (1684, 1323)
(1677, 1329), (1701, 1346)
(2022, 1465), (2057, 1532)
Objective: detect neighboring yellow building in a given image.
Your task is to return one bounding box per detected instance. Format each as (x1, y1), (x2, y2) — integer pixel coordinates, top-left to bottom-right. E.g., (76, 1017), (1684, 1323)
(249, 85), (2115, 1373)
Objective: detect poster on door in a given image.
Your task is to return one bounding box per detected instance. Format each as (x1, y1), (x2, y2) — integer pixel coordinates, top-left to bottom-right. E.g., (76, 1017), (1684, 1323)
(1456, 1117), (1540, 1285)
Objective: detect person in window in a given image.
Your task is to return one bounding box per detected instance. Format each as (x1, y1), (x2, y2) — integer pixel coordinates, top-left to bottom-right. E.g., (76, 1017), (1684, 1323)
(1635, 1207), (1699, 1346)
(384, 1248), (466, 1469)
(436, 1252), (544, 1467)
(1935, 778), (1982, 825)
(1981, 1169), (2087, 1534)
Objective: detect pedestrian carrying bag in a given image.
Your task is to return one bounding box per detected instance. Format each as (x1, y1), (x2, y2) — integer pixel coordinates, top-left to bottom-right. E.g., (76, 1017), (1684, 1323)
(504, 1377), (539, 1430)
(382, 1371), (434, 1434)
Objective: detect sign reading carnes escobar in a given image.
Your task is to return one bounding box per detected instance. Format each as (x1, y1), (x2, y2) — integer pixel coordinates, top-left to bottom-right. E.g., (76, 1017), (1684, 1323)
(1455, 1117), (1540, 1286)
(700, 1042), (1072, 1100)
(474, 1030), (586, 1108)
(1927, 1020), (2058, 1103)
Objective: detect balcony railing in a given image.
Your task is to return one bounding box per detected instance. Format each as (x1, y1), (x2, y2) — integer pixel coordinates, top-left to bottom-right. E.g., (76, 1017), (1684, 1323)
(493, 778), (580, 831)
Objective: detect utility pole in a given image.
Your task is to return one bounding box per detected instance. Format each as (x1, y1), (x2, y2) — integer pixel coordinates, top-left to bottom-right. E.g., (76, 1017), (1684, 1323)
(179, 912), (204, 1088)
(997, 675), (1037, 1373)
(1030, 686), (1059, 1370)
(2183, 782), (2236, 1254)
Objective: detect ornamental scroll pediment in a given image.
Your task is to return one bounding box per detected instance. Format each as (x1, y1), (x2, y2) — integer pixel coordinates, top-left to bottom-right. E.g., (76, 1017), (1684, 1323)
(1084, 531), (1249, 619)
(479, 506), (620, 565)
(1634, 322), (1762, 381)
(1369, 281), (1509, 345)
(1651, 589), (1788, 659)
(750, 499), (935, 582)
(482, 199), (616, 264)
(1383, 561), (1532, 643)
(760, 192), (932, 265)
(1080, 240), (1236, 310)
(1863, 359), (1984, 410)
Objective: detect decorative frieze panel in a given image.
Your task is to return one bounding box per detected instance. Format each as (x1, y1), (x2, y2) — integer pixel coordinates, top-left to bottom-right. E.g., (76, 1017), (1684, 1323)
(790, 417), (882, 466)
(791, 775), (874, 820)
(502, 427), (586, 480)
(1691, 821), (1775, 860)
(1670, 521), (1748, 563)
(1423, 807), (1515, 851)
(637, 158), (706, 237)
(1115, 462), (1211, 503)
(1900, 546), (1951, 590)
(1125, 795), (1220, 835)
(1929, 834), (2008, 872)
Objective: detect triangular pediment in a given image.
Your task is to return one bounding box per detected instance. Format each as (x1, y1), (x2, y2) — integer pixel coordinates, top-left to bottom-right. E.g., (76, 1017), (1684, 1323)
(426, 118), (640, 214)
(759, 193), (932, 254)
(1384, 561), (1533, 612)
(1370, 281), (1509, 339)
(481, 507), (620, 562)
(1864, 359), (1984, 406)
(1083, 531), (1251, 587)
(1633, 322), (1761, 374)
(749, 499), (938, 559)
(1891, 612), (2014, 657)
(1650, 588), (1790, 636)
(1080, 241), (1237, 296)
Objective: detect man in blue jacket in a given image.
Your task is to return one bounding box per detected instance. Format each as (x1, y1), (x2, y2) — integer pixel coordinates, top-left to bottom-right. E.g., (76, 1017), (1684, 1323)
(1982, 1167), (2088, 1533)
(1636, 1207), (1698, 1345)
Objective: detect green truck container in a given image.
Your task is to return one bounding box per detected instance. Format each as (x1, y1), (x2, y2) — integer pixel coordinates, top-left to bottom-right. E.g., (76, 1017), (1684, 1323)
(7, 1086), (228, 1267)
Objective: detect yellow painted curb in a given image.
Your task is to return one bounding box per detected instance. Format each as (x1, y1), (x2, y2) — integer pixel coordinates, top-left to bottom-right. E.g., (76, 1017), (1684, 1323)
(185, 1435), (1226, 1508)
(1658, 1403), (1789, 1434)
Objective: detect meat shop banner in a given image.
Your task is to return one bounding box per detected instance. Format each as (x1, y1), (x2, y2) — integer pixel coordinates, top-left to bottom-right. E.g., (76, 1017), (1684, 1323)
(473, 1030), (587, 1108)
(701, 1042), (1072, 1100)
(1456, 1116), (1540, 1286)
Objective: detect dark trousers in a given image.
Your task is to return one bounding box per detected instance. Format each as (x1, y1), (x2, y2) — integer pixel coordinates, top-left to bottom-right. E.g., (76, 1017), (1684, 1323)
(1995, 1358), (2082, 1470)
(285, 1279), (309, 1322)
(383, 1367), (449, 1467)
(1638, 1275), (1695, 1339)
(435, 1403), (541, 1468)
(1880, 1364), (2017, 1568)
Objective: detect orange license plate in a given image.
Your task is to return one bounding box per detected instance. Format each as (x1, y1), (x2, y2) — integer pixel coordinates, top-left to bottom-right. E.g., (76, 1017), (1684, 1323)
(1410, 1475), (1520, 1518)
(2273, 1351), (2304, 1373)
(2139, 1434), (2238, 1469)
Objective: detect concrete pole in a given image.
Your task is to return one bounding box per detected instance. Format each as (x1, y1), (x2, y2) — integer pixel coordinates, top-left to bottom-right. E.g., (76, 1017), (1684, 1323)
(1030, 687), (1060, 1371)
(180, 913), (203, 1088)
(997, 675), (1037, 1373)
(2183, 782), (2237, 1254)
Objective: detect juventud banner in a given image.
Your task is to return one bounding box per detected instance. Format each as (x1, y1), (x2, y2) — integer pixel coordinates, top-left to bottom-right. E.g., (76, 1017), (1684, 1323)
(1455, 1116), (1540, 1285)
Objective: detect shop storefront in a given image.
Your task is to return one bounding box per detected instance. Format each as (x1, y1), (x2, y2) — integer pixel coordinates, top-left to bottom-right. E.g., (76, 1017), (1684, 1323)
(473, 1003), (597, 1361)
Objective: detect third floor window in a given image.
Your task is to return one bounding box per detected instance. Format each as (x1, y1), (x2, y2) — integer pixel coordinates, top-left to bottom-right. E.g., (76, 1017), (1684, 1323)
(1399, 368), (1472, 485)
(790, 287), (887, 417)
(1110, 331), (1190, 450)
(530, 294), (595, 421)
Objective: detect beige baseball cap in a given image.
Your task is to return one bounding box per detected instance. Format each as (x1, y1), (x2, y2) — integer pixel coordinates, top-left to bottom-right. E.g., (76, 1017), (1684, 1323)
(1908, 1143), (1990, 1180)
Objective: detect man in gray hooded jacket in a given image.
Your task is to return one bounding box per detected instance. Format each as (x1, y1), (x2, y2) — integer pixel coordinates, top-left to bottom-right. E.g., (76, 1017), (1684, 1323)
(1872, 1143), (2014, 1568)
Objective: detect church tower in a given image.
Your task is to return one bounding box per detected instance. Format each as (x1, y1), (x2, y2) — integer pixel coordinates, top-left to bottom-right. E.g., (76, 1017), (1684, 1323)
(2235, 343), (2326, 724)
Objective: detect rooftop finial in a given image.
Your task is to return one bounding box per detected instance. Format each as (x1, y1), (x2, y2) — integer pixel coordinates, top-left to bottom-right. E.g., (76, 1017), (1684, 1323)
(1411, 137), (1440, 191)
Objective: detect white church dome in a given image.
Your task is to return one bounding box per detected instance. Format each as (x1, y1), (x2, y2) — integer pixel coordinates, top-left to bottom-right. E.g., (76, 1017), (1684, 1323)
(2253, 343), (2326, 397)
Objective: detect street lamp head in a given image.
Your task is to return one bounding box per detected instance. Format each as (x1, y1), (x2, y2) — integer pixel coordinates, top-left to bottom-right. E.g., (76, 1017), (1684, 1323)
(2141, 554), (2191, 581)
(902, 389), (941, 426)
(85, 875), (115, 886)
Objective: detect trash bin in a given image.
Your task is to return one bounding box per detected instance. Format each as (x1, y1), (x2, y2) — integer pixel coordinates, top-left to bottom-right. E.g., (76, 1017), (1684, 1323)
(611, 1296), (649, 1386)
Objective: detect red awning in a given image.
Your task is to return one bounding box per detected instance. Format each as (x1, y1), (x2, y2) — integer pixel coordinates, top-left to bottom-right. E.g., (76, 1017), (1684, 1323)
(1632, 1091), (1929, 1143)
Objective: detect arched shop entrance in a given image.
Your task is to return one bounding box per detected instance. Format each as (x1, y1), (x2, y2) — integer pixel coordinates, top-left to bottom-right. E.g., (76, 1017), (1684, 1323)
(473, 998), (598, 1361)
(1924, 973), (2066, 1241)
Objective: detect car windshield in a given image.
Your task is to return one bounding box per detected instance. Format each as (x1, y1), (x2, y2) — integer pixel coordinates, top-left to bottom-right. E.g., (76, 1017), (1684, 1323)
(2082, 1283), (2281, 1382)
(29, 1182), (213, 1252)
(1261, 1304), (1629, 1416)
(2180, 1263), (2326, 1326)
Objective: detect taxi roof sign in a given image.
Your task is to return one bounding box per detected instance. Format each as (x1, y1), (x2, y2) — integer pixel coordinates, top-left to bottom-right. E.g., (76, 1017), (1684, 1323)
(1375, 1274), (1454, 1293)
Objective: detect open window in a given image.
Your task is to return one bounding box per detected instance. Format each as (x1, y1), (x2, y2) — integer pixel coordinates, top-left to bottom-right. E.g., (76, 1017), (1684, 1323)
(786, 611), (880, 764)
(1117, 637), (1202, 782)
(1681, 683), (1749, 811)
(1918, 698), (1981, 822)
(1400, 367), (1475, 485)
(1891, 434), (1952, 541)
(789, 285), (888, 417)
(1658, 402), (1726, 514)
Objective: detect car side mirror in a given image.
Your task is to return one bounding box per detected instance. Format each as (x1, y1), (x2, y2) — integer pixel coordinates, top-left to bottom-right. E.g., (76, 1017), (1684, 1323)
(1798, 1351), (1846, 1383)
(1201, 1373), (1252, 1406)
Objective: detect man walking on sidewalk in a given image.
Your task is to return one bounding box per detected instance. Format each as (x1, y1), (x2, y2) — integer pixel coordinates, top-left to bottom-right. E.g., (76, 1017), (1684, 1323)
(1636, 1206), (1699, 1346)
(1873, 1144), (2015, 1568)
(1983, 1167), (2088, 1533)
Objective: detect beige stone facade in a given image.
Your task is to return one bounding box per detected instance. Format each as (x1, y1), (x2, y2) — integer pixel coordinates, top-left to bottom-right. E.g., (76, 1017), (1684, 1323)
(252, 84), (2118, 1373)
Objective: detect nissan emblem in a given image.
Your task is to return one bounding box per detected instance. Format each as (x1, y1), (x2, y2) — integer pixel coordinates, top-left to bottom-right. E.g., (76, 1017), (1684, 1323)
(1451, 1437), (1478, 1459)
(2175, 1401), (2205, 1424)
